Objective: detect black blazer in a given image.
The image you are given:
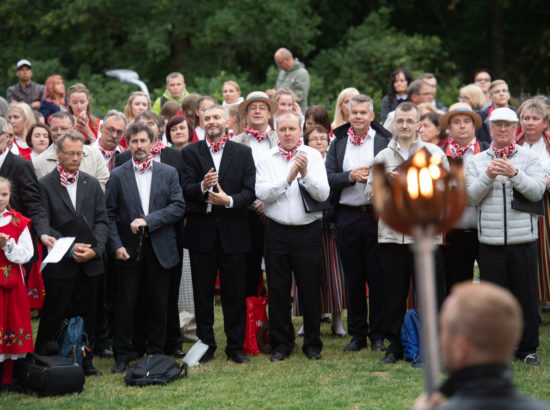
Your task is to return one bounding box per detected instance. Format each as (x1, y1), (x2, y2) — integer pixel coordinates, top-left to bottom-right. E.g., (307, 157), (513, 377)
(106, 160), (186, 269)
(39, 169), (109, 279)
(326, 121), (391, 207)
(0, 151), (49, 235)
(180, 140), (256, 254)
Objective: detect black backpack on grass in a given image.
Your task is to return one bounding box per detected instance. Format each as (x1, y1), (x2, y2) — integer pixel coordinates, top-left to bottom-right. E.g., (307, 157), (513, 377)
(124, 354), (187, 387)
(14, 352), (85, 396)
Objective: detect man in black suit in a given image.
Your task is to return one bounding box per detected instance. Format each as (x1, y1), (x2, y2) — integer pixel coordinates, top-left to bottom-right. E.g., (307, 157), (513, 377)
(181, 104), (256, 364)
(106, 122), (185, 373)
(114, 110), (185, 358)
(35, 130), (109, 376)
(0, 117), (51, 248)
(326, 94), (391, 353)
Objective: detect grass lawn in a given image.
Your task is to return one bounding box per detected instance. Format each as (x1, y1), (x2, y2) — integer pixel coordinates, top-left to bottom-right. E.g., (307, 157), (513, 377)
(2, 305), (550, 409)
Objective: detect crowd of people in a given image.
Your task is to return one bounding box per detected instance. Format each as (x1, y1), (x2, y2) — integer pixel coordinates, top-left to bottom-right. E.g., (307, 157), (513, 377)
(1, 50), (550, 406)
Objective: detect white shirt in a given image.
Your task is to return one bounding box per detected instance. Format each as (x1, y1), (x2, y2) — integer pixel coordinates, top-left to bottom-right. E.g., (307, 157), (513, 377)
(195, 127), (205, 141)
(525, 137), (550, 172)
(65, 172), (79, 210)
(340, 127), (376, 206)
(248, 134), (272, 164)
(133, 162), (153, 216)
(255, 145), (330, 226)
(200, 144), (234, 210)
(0, 213), (33, 266)
(396, 141), (411, 160)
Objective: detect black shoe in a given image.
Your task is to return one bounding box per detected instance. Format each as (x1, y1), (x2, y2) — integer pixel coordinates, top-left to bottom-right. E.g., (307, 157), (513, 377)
(304, 349), (322, 360)
(199, 347), (216, 364)
(371, 339), (387, 352)
(270, 351), (288, 362)
(320, 316), (332, 324)
(129, 351), (143, 362)
(344, 338), (367, 352)
(379, 352), (403, 365)
(95, 348), (114, 359)
(165, 348), (186, 358)
(83, 363), (103, 376)
(111, 361), (129, 374)
(227, 351), (250, 364)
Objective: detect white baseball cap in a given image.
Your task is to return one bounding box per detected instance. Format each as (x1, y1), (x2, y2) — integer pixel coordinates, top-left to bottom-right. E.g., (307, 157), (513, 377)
(489, 107), (518, 123)
(16, 59), (32, 69)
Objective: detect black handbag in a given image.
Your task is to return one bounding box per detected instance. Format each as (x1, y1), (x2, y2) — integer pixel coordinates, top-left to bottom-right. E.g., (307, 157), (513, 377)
(124, 354), (187, 387)
(511, 188), (544, 216)
(14, 352), (85, 396)
(297, 178), (331, 213)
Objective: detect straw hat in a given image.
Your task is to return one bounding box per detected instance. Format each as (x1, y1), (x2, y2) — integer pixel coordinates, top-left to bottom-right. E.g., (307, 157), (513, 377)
(439, 102), (482, 129)
(238, 91), (278, 119)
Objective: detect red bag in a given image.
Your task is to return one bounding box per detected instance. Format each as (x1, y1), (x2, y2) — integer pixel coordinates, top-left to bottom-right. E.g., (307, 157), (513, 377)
(243, 297), (267, 356)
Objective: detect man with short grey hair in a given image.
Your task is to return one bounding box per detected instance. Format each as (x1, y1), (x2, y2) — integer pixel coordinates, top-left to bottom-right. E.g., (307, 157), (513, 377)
(326, 94), (391, 351)
(95, 110), (126, 170)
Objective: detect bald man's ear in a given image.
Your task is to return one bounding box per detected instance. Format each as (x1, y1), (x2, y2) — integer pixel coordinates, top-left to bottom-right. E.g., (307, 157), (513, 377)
(452, 334), (471, 367)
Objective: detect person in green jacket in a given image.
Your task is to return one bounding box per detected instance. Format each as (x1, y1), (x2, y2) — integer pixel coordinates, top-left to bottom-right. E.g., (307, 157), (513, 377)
(152, 72), (189, 114)
(266, 48), (310, 113)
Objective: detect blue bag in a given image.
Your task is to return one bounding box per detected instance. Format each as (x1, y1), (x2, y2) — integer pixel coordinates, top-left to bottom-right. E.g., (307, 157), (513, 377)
(401, 309), (423, 367)
(54, 316), (90, 367)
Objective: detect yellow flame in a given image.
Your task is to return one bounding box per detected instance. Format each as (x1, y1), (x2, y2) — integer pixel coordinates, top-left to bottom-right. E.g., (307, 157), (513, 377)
(429, 154), (442, 165)
(412, 150), (427, 168)
(407, 167), (419, 199)
(419, 168), (433, 197)
(429, 164), (441, 179)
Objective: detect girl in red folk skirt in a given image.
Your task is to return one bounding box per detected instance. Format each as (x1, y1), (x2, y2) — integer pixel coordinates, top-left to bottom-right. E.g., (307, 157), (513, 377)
(0, 177), (34, 392)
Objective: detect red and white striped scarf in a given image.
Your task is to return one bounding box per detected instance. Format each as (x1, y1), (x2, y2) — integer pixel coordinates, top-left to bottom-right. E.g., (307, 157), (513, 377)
(98, 145), (116, 158)
(347, 127), (370, 146)
(244, 125), (269, 143)
(151, 141), (166, 157)
(133, 156), (154, 174)
(277, 139), (302, 161)
(57, 163), (78, 188)
(491, 141), (515, 158)
(206, 134), (228, 153)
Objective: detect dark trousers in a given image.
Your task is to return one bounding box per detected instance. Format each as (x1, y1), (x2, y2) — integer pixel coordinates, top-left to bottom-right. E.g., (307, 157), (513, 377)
(246, 209), (265, 297)
(379, 243), (446, 355)
(443, 229), (479, 294)
(264, 219), (323, 355)
(190, 233), (246, 355)
(164, 261), (183, 354)
(95, 252), (117, 351)
(335, 207), (384, 342)
(35, 268), (98, 356)
(113, 237), (171, 363)
(478, 241), (539, 356)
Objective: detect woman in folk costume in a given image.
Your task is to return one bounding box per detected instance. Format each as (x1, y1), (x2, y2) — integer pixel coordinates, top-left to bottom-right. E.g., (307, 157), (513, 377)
(0, 177), (34, 392)
(516, 99), (550, 305)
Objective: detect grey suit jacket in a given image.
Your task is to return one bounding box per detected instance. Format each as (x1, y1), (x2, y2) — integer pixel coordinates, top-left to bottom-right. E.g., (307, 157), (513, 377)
(232, 130), (278, 148)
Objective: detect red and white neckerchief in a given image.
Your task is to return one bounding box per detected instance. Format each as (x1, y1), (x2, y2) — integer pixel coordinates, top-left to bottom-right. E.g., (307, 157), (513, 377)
(277, 139), (302, 161)
(448, 138), (475, 159)
(150, 141), (166, 157)
(228, 129), (235, 139)
(491, 141), (515, 158)
(57, 163), (78, 188)
(347, 127), (370, 146)
(133, 155), (154, 174)
(98, 144), (117, 158)
(244, 124), (269, 143)
(206, 134), (228, 153)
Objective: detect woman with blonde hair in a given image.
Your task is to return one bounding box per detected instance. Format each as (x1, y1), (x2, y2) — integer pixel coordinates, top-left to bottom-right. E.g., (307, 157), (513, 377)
(124, 91), (151, 123)
(67, 83), (100, 143)
(7, 103), (35, 160)
(458, 84), (487, 110)
(331, 87), (359, 128)
(222, 81), (243, 106)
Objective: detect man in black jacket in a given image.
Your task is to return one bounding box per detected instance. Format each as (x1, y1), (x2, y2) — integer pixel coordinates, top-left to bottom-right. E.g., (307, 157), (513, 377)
(325, 94), (391, 353)
(35, 131), (109, 376)
(413, 282), (550, 409)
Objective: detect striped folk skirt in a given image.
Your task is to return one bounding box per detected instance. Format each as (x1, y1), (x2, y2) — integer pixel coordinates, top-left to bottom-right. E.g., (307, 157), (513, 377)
(537, 193), (550, 302)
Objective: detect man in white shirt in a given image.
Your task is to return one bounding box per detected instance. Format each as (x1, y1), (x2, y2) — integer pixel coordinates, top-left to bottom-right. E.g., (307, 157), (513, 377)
(106, 122), (185, 373)
(326, 94), (391, 353)
(256, 111), (329, 361)
(33, 111), (109, 190)
(233, 91), (278, 297)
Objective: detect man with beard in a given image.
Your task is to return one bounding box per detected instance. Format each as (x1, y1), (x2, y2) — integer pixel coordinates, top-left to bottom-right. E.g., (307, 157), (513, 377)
(106, 122), (185, 373)
(180, 104), (256, 364)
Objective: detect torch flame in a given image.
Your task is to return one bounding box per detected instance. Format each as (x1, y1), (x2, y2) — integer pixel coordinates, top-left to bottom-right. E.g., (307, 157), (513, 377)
(429, 154), (442, 166)
(429, 164), (441, 179)
(412, 150), (427, 168)
(407, 167), (419, 199)
(419, 168), (433, 198)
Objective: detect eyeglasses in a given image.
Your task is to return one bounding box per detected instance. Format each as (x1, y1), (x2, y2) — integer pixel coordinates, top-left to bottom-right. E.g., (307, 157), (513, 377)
(51, 127), (71, 134)
(309, 137), (328, 143)
(419, 92), (435, 97)
(395, 119), (417, 126)
(490, 122), (516, 129)
(458, 95), (470, 101)
(59, 150), (84, 157)
(475, 78), (491, 83)
(104, 125), (124, 138)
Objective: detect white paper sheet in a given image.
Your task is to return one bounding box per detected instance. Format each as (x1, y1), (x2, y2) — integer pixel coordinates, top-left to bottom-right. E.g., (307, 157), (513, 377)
(39, 237), (76, 272)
